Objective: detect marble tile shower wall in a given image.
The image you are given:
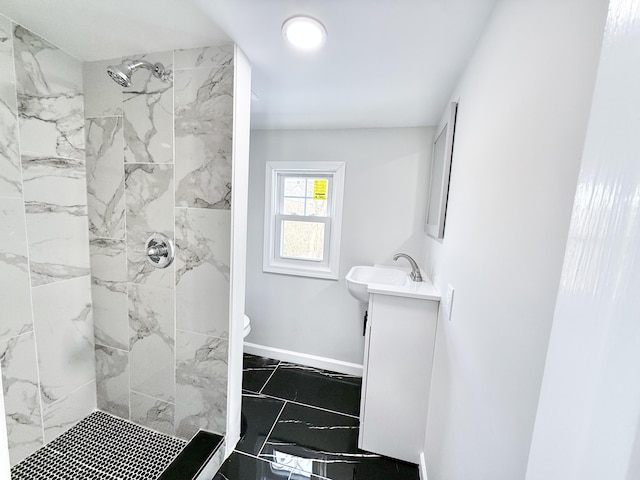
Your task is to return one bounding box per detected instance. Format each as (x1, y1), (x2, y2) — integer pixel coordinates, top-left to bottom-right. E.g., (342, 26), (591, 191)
(0, 16), (96, 466)
(84, 45), (234, 441)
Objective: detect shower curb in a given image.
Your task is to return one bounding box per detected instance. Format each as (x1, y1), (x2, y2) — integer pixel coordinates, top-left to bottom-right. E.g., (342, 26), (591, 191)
(158, 431), (225, 480)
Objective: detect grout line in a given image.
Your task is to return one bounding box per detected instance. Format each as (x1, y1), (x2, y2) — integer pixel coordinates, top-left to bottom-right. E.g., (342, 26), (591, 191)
(87, 235), (125, 242)
(84, 114), (123, 120)
(251, 390), (361, 420)
(0, 328), (37, 343)
(121, 83), (132, 425)
(174, 205), (232, 213)
(174, 327), (228, 341)
(172, 64), (233, 73)
(44, 377), (95, 409)
(94, 342), (128, 354)
(256, 400), (287, 458)
(170, 46), (177, 439)
(30, 274), (92, 290)
(123, 161), (175, 166)
(129, 389), (174, 405)
(258, 361), (281, 395)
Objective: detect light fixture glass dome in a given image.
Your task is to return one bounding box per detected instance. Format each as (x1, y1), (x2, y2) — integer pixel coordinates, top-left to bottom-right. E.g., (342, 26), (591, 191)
(282, 16), (327, 50)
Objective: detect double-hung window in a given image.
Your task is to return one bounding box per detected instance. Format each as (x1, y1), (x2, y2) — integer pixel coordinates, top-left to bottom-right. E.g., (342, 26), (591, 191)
(263, 162), (345, 279)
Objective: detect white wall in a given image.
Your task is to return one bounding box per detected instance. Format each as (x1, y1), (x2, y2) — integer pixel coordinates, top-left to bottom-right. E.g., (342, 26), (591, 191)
(526, 0), (640, 478)
(246, 128), (432, 366)
(423, 1), (608, 479)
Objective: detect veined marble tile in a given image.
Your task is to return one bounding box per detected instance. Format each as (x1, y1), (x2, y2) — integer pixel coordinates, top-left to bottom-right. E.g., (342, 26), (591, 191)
(0, 332), (44, 466)
(176, 208), (230, 337)
(90, 238), (128, 349)
(176, 330), (228, 439)
(125, 163), (174, 288)
(0, 17), (21, 197)
(174, 45), (234, 70)
(32, 276), (95, 405)
(42, 380), (96, 443)
(22, 155), (87, 205)
(174, 66), (233, 209)
(123, 51), (173, 164)
(91, 280), (128, 351)
(13, 25), (84, 160)
(83, 58), (123, 118)
(86, 117), (125, 240)
(130, 391), (174, 436)
(0, 199), (34, 341)
(22, 154), (90, 285)
(128, 283), (175, 402)
(96, 345), (129, 420)
(19, 94), (84, 160)
(89, 238), (126, 283)
(12, 25), (82, 97)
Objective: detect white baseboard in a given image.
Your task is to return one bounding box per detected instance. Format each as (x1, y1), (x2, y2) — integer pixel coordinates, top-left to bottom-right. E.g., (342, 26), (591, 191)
(243, 342), (363, 377)
(419, 452), (428, 480)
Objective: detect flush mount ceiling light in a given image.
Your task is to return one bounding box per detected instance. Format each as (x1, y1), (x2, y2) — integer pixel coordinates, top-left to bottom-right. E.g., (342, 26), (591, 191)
(282, 16), (327, 50)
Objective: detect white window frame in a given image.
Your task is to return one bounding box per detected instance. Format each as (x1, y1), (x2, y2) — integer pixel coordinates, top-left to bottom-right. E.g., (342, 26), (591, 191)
(263, 161), (345, 280)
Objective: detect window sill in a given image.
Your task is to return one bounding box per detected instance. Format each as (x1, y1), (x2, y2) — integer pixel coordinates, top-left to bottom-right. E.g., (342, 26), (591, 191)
(263, 263), (339, 280)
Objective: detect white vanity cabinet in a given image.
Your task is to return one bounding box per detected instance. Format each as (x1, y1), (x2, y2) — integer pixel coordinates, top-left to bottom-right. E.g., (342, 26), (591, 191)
(358, 291), (439, 464)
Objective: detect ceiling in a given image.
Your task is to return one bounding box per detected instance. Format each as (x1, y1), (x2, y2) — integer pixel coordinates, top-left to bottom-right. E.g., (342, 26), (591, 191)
(0, 0), (496, 129)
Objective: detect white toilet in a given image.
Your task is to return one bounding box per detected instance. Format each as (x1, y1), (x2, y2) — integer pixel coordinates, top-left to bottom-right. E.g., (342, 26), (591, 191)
(243, 314), (251, 338)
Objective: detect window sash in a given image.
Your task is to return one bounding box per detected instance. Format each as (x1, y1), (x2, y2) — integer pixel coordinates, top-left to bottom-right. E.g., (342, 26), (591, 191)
(275, 214), (331, 263)
(277, 174), (332, 218)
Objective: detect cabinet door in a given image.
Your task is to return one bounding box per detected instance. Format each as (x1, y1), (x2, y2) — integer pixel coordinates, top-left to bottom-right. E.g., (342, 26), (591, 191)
(359, 294), (438, 464)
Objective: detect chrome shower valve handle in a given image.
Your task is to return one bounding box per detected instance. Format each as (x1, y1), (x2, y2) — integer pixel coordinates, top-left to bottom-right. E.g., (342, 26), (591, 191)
(145, 233), (174, 269)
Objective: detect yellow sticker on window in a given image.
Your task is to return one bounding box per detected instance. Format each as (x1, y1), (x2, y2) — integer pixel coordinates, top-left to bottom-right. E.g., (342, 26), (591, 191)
(313, 180), (328, 200)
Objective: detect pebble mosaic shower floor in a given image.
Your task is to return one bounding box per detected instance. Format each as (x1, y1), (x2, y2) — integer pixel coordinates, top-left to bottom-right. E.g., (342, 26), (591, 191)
(10, 411), (186, 480)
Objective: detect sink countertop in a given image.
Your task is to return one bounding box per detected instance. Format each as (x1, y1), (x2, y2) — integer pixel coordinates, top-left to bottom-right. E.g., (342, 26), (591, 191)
(366, 265), (441, 301)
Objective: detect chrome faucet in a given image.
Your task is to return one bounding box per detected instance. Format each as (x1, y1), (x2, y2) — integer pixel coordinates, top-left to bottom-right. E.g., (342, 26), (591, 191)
(393, 253), (423, 282)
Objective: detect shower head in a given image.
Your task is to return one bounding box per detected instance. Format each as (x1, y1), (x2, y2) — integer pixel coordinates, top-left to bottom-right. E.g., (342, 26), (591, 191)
(107, 64), (133, 87)
(106, 60), (169, 87)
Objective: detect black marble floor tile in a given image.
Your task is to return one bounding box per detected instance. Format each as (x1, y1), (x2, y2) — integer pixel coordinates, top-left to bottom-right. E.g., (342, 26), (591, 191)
(213, 451), (300, 480)
(261, 402), (360, 457)
(261, 363), (362, 417)
(259, 402), (418, 480)
(242, 353), (280, 393)
(236, 393), (285, 455)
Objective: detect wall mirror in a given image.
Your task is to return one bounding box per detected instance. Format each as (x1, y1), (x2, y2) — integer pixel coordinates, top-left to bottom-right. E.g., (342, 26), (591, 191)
(426, 101), (458, 239)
